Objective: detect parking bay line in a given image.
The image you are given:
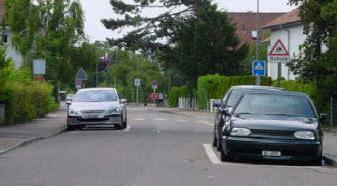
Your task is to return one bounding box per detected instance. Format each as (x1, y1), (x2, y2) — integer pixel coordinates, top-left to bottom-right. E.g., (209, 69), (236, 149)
(203, 144), (337, 173)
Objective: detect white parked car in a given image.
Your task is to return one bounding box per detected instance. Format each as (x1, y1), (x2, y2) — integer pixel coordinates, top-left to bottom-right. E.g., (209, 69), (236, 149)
(66, 88), (127, 130)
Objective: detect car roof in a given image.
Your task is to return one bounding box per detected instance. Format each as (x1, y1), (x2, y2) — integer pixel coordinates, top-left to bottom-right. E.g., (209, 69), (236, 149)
(242, 91), (310, 98)
(77, 88), (116, 92)
(231, 85), (283, 90)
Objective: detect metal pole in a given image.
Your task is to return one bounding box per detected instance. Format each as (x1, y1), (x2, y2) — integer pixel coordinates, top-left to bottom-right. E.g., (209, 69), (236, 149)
(96, 61), (98, 87)
(331, 97), (334, 127)
(136, 86), (139, 104)
(255, 0), (261, 86)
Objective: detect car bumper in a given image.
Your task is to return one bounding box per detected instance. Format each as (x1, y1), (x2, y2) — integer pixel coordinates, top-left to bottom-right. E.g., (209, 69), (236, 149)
(223, 136), (322, 161)
(67, 114), (122, 126)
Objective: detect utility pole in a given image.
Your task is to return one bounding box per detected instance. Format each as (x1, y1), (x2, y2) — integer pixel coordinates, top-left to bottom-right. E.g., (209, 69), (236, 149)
(255, 0), (261, 86)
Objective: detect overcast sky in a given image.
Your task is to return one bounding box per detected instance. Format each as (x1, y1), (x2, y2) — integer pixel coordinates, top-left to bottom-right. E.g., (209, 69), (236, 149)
(80, 0), (296, 42)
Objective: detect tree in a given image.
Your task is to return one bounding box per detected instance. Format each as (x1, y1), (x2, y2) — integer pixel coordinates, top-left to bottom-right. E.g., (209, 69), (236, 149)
(103, 0), (248, 87)
(158, 3), (248, 86)
(5, 0), (96, 89)
(289, 0), (337, 109)
(102, 0), (210, 55)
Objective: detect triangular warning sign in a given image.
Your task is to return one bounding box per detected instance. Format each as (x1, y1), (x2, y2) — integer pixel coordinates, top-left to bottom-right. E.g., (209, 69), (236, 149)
(269, 39), (289, 56)
(76, 68), (88, 80)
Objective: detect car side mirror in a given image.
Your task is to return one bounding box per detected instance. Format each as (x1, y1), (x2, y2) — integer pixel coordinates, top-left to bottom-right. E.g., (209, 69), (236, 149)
(120, 99), (127, 104)
(319, 113), (328, 122)
(221, 108), (229, 116)
(66, 100), (72, 106)
(212, 100), (222, 108)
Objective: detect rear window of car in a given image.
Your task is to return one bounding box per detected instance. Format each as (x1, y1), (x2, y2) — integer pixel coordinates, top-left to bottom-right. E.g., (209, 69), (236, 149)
(234, 94), (316, 118)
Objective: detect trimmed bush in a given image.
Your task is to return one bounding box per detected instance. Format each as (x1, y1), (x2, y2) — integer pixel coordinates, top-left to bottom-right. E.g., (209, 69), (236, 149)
(1, 81), (58, 124)
(197, 75), (272, 109)
(168, 86), (189, 107)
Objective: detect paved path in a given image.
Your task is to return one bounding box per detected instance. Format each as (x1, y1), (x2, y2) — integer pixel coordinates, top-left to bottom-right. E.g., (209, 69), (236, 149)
(0, 106), (337, 186)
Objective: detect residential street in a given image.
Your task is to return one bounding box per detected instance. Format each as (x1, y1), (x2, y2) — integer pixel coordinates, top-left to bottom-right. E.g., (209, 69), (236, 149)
(0, 106), (337, 186)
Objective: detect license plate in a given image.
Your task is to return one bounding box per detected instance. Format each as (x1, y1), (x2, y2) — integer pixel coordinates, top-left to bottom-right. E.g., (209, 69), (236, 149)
(83, 114), (100, 119)
(262, 151), (281, 157)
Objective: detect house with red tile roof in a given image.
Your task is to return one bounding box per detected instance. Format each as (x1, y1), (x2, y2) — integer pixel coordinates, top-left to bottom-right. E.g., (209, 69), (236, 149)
(263, 8), (303, 80)
(228, 12), (285, 45)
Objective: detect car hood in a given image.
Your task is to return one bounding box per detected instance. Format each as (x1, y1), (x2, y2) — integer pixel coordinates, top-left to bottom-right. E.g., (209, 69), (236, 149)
(231, 116), (318, 131)
(70, 101), (120, 111)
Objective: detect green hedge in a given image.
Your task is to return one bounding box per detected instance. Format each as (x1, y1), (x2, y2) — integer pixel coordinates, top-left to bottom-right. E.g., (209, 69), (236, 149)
(1, 81), (58, 124)
(197, 75), (272, 109)
(168, 86), (189, 107)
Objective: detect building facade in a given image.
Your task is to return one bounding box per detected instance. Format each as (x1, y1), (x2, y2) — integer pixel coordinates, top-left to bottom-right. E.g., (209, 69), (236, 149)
(263, 9), (304, 80)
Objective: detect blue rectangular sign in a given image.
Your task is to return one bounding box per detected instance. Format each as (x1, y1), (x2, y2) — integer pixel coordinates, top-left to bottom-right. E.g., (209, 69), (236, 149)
(252, 60), (266, 77)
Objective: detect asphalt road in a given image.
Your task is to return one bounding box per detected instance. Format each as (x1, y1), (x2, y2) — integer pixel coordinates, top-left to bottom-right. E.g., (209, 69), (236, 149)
(0, 106), (337, 186)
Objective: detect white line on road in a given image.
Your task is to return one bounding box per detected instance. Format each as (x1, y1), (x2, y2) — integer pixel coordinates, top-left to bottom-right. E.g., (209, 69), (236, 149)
(123, 125), (131, 132)
(203, 144), (222, 165)
(154, 118), (166, 121)
(176, 119), (187, 122)
(133, 118), (145, 121)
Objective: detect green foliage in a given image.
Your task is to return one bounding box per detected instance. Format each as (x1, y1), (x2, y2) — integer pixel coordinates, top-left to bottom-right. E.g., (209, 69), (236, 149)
(2, 81), (58, 123)
(288, 0), (337, 110)
(159, 3), (248, 86)
(5, 0), (96, 89)
(168, 87), (189, 107)
(102, 50), (165, 102)
(197, 75), (272, 109)
(0, 47), (57, 124)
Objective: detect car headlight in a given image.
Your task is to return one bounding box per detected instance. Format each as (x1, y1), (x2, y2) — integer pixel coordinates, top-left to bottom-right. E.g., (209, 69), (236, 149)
(68, 109), (80, 116)
(294, 131), (315, 140)
(230, 128), (251, 136)
(106, 107), (121, 114)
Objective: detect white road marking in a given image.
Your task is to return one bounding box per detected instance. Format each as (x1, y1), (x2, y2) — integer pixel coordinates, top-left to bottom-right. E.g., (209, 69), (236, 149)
(123, 125), (131, 132)
(154, 118), (166, 121)
(176, 119), (187, 122)
(133, 118), (145, 121)
(203, 144), (222, 165)
(203, 144), (337, 173)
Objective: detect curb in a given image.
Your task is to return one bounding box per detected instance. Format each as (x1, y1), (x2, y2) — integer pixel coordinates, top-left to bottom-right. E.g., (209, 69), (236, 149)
(323, 154), (337, 166)
(0, 127), (66, 155)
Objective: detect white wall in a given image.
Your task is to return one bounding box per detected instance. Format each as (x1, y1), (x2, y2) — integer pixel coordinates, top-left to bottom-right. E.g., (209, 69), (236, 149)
(267, 25), (305, 80)
(5, 31), (23, 69)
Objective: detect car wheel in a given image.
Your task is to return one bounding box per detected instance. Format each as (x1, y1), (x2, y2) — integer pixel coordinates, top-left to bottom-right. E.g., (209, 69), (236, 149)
(67, 124), (77, 131)
(212, 135), (217, 147)
(220, 142), (232, 162)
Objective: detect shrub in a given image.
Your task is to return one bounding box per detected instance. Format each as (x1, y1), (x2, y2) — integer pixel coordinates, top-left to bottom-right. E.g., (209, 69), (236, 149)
(197, 75), (272, 109)
(1, 80), (58, 124)
(168, 86), (189, 107)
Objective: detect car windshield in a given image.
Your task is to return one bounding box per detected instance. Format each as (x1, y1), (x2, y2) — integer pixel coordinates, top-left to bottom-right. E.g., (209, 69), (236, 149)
(234, 94), (316, 118)
(73, 90), (118, 102)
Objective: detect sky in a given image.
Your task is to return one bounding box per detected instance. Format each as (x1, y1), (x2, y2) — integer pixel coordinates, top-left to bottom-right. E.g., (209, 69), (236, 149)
(80, 0), (296, 42)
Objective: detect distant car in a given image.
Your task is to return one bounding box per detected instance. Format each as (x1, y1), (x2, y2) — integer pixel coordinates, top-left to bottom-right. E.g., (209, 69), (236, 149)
(66, 88), (127, 130)
(213, 86), (284, 151)
(219, 91), (326, 164)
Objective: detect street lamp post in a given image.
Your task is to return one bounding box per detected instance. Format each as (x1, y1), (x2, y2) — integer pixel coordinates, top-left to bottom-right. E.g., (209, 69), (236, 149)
(255, 0), (261, 86)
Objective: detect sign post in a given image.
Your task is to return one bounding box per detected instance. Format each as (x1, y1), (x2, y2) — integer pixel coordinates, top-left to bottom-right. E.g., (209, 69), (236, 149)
(268, 39), (290, 86)
(134, 79), (141, 104)
(152, 80), (158, 93)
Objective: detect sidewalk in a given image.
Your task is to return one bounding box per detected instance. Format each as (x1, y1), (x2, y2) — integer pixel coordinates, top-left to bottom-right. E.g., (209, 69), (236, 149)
(0, 104), (67, 155)
(323, 132), (337, 165)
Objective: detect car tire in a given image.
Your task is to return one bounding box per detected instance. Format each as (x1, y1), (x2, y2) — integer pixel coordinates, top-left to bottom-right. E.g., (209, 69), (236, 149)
(220, 143), (232, 162)
(67, 124), (77, 131)
(212, 135), (217, 147)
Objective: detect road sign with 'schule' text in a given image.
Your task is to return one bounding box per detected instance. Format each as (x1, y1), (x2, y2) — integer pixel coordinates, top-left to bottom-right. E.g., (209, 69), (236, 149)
(268, 39), (290, 63)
